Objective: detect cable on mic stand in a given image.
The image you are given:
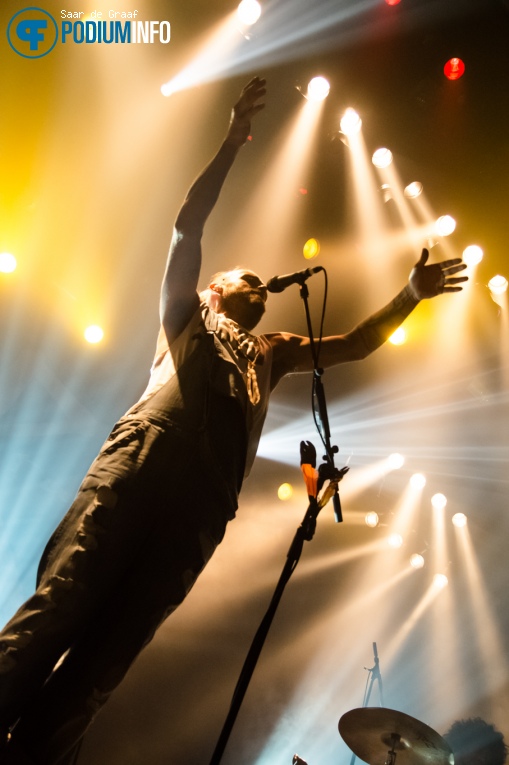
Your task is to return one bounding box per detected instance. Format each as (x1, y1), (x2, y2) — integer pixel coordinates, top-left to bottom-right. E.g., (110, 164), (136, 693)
(208, 268), (349, 765)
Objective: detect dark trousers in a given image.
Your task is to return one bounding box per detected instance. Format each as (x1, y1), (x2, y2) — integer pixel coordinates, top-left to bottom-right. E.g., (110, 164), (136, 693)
(0, 416), (229, 764)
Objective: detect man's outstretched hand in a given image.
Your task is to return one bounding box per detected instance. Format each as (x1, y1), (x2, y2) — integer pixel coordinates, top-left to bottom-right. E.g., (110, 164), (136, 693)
(409, 248), (468, 300)
(226, 76), (266, 147)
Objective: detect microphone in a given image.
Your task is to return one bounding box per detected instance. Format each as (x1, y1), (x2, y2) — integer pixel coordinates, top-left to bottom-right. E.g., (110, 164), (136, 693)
(266, 266), (323, 293)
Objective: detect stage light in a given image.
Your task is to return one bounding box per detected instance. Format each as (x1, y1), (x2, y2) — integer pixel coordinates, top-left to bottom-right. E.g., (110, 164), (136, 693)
(388, 533), (403, 549)
(385, 0), (402, 5)
(433, 573), (448, 589)
(404, 182), (423, 199)
(340, 108), (362, 135)
(463, 245), (483, 266)
(444, 58), (465, 81)
(372, 148), (393, 168)
(389, 327), (406, 345)
(303, 238), (320, 260)
(410, 473), (426, 489)
(410, 553), (425, 569)
(452, 512), (467, 528)
(237, 0), (261, 26)
(0, 252), (17, 273)
(388, 453), (405, 469)
(435, 215), (456, 237)
(278, 482), (293, 501)
(365, 511), (379, 528)
(306, 76), (330, 102)
(488, 274), (508, 295)
(431, 493), (447, 510)
(84, 325), (104, 344)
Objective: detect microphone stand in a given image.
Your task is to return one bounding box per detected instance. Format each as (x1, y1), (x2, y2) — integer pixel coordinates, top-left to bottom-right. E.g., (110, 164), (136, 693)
(299, 280), (344, 523)
(208, 273), (347, 765)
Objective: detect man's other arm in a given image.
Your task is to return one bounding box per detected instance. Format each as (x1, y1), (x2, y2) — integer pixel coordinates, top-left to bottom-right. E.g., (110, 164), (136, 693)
(269, 248), (468, 383)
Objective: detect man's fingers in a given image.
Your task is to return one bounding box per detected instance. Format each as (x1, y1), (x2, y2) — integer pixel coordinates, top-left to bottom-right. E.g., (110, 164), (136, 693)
(442, 262), (468, 275)
(445, 276), (468, 285)
(417, 247), (429, 266)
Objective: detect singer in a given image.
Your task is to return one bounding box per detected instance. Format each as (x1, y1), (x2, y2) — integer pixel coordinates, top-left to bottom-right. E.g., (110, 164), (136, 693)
(0, 77), (467, 765)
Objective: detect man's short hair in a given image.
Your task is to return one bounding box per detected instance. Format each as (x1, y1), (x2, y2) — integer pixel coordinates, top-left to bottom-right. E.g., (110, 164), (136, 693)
(199, 266), (254, 303)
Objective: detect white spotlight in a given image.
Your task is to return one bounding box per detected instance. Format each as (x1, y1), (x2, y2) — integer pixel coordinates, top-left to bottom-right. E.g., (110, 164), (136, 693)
(388, 453), (405, 469)
(410, 553), (425, 569)
(431, 493), (447, 510)
(435, 215), (456, 237)
(462, 245), (483, 266)
(433, 573), (449, 589)
(372, 148), (393, 168)
(306, 76), (330, 102)
(388, 533), (403, 549)
(452, 512), (467, 528)
(237, 0), (262, 26)
(404, 182), (423, 199)
(410, 473), (426, 490)
(365, 511), (379, 528)
(340, 108), (362, 135)
(488, 274), (508, 295)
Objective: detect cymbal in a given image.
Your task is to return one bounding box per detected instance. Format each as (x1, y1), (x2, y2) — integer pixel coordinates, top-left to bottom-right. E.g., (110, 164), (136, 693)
(339, 708), (453, 765)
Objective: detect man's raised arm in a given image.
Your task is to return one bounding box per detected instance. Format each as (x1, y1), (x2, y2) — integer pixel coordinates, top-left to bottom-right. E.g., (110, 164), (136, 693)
(269, 248), (468, 382)
(160, 77), (266, 344)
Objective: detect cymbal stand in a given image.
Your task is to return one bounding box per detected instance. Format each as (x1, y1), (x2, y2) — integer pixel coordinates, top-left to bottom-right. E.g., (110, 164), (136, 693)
(349, 642), (385, 765)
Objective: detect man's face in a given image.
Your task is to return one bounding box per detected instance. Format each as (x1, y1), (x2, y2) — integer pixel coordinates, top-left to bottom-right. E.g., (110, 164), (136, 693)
(213, 269), (267, 331)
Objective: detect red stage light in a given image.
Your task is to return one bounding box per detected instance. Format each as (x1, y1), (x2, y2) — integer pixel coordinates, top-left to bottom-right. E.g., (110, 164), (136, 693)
(444, 57), (465, 80)
(385, 0), (402, 5)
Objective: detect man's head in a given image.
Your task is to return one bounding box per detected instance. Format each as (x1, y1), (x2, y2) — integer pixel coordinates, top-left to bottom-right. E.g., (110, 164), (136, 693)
(444, 718), (507, 765)
(201, 267), (267, 331)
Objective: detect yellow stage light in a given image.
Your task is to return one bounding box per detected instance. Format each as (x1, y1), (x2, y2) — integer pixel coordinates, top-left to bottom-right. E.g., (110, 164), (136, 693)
(410, 553), (425, 569)
(84, 325), (104, 344)
(303, 238), (320, 260)
(452, 512), (467, 528)
(278, 482), (293, 501)
(0, 252), (17, 273)
(388, 533), (403, 549)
